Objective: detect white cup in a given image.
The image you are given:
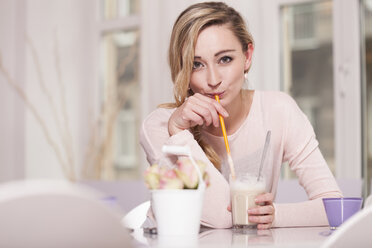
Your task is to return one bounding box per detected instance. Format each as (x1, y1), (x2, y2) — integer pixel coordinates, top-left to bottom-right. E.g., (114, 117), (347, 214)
(151, 188), (204, 236)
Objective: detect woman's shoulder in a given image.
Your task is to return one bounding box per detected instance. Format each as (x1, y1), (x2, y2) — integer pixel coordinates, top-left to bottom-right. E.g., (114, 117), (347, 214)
(258, 90), (296, 107)
(257, 90), (301, 121)
(142, 107), (176, 128)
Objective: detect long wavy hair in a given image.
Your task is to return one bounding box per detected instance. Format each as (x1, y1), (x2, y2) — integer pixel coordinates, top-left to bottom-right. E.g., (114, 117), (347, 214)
(160, 2), (254, 170)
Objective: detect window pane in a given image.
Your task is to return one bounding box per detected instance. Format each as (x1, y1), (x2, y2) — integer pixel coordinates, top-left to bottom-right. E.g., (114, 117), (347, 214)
(102, 0), (140, 20)
(363, 0), (372, 193)
(101, 30), (140, 180)
(281, 1), (334, 178)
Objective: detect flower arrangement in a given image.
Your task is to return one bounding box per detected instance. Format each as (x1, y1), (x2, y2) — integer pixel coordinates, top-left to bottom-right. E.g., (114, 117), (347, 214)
(144, 158), (210, 190)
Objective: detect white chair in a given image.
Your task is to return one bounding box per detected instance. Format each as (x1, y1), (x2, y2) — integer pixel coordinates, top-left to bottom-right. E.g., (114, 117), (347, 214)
(321, 206), (372, 248)
(364, 194), (372, 208)
(122, 200), (151, 229)
(0, 180), (131, 248)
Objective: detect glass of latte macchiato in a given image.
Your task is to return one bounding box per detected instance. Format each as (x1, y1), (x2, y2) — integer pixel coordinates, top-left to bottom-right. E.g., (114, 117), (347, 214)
(230, 174), (266, 228)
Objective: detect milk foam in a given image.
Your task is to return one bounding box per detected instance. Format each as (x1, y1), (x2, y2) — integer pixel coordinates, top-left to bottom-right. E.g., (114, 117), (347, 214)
(230, 176), (265, 191)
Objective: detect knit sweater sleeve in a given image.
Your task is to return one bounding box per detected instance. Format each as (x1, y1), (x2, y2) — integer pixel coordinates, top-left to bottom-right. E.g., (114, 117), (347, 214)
(272, 93), (342, 227)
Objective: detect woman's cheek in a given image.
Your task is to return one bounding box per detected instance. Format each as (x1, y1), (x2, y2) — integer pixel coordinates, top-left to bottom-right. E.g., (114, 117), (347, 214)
(221, 66), (244, 88)
(190, 72), (206, 92)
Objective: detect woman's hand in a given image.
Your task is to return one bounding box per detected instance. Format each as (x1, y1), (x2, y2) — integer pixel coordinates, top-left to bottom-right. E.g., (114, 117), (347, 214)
(168, 93), (229, 136)
(248, 193), (275, 230)
(227, 192), (275, 230)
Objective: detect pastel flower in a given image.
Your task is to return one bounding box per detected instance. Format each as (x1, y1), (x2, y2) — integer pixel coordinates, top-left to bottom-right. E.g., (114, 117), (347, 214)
(176, 158), (199, 189)
(196, 160), (207, 175)
(203, 171), (210, 187)
(159, 169), (184, 189)
(143, 159), (210, 190)
(144, 164), (160, 189)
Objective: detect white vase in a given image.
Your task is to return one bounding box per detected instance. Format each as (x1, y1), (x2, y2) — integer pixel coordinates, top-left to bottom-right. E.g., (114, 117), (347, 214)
(151, 188), (205, 237)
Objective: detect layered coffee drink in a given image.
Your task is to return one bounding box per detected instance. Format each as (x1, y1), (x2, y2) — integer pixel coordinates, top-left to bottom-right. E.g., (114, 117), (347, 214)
(230, 175), (266, 228)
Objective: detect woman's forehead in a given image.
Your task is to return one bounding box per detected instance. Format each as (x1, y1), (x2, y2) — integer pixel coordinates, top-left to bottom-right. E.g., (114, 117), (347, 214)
(194, 25), (242, 57)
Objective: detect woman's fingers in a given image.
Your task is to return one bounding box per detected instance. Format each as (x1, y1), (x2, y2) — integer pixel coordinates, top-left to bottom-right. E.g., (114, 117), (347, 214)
(247, 192), (275, 230)
(248, 214), (274, 224)
(248, 205), (275, 215)
(194, 93), (229, 118)
(182, 94), (228, 127)
(193, 94), (228, 127)
(255, 192), (274, 204)
(183, 108), (204, 126)
(189, 102), (214, 126)
(212, 99), (229, 118)
(168, 93), (229, 135)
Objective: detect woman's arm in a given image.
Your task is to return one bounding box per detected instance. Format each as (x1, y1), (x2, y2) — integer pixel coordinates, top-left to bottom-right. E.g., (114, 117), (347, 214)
(140, 108), (232, 228)
(272, 147), (342, 227)
(272, 94), (342, 227)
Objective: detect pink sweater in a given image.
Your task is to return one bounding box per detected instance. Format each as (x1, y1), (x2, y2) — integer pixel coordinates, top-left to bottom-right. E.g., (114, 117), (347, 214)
(140, 91), (342, 228)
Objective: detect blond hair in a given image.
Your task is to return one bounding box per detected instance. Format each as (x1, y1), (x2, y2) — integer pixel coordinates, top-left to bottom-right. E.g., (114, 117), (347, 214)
(161, 2), (254, 170)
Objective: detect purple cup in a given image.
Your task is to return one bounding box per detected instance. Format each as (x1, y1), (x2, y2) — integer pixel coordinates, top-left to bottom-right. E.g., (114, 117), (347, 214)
(322, 197), (363, 229)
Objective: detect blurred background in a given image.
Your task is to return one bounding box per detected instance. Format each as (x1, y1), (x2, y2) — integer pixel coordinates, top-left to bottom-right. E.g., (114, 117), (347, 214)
(0, 0), (371, 207)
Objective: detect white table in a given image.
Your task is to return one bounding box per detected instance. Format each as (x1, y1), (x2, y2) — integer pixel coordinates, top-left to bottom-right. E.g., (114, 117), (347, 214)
(131, 226), (332, 248)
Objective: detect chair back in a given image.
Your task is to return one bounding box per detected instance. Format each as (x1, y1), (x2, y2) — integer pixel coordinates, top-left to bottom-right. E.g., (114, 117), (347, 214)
(321, 206), (372, 248)
(364, 194), (372, 208)
(0, 180), (131, 248)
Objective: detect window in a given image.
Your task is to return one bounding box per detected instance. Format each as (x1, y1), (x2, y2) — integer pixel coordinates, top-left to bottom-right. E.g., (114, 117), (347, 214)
(363, 0), (372, 193)
(102, 0), (139, 19)
(281, 1), (334, 178)
(99, 0), (140, 179)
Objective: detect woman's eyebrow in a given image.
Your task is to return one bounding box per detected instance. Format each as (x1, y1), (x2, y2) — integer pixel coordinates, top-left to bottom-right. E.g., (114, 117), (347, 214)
(194, 49), (236, 59)
(215, 49), (235, 57)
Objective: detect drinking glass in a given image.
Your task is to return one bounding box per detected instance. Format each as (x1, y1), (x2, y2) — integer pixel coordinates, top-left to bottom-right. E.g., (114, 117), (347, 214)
(230, 174), (266, 228)
(322, 197), (363, 229)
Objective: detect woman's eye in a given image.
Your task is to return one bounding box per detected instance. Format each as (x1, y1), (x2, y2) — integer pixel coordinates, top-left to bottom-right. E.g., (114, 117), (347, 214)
(193, 61), (203, 70)
(219, 56), (232, 64)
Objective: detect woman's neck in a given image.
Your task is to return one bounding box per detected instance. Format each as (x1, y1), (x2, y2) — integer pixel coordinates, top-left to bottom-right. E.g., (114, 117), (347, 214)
(204, 89), (254, 136)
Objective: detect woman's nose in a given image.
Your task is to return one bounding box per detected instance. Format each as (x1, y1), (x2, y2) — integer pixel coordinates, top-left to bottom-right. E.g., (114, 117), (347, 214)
(207, 66), (222, 87)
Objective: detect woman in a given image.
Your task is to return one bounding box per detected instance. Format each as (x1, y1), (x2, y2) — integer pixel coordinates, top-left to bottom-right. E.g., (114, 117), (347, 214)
(140, 2), (342, 229)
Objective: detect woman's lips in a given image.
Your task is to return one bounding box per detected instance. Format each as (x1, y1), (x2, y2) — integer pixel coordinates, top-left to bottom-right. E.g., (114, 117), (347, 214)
(206, 91), (225, 99)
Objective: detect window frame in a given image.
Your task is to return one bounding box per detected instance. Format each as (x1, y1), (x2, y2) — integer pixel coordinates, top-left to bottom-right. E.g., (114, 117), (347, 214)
(261, 0), (362, 182)
(96, 0), (141, 179)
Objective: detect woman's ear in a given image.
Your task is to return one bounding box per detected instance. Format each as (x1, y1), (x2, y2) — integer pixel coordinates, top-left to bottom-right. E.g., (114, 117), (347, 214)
(244, 43), (254, 71)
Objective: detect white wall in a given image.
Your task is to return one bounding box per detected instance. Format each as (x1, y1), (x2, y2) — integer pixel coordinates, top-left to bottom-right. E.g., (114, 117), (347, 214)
(0, 0), (26, 182)
(0, 0), (98, 180)
(24, 0), (97, 179)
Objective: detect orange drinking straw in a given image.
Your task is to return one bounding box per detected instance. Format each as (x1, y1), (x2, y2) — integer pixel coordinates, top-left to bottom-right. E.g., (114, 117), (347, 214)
(215, 95), (236, 180)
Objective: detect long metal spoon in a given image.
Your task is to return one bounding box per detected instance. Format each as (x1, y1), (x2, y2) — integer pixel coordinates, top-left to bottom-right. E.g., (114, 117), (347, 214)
(257, 130), (271, 182)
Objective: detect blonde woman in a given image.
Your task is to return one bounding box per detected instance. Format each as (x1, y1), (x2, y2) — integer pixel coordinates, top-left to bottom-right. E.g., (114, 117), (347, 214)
(140, 2), (342, 229)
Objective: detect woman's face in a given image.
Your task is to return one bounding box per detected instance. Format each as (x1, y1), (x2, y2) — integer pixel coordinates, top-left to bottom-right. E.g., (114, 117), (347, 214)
(190, 24), (253, 107)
